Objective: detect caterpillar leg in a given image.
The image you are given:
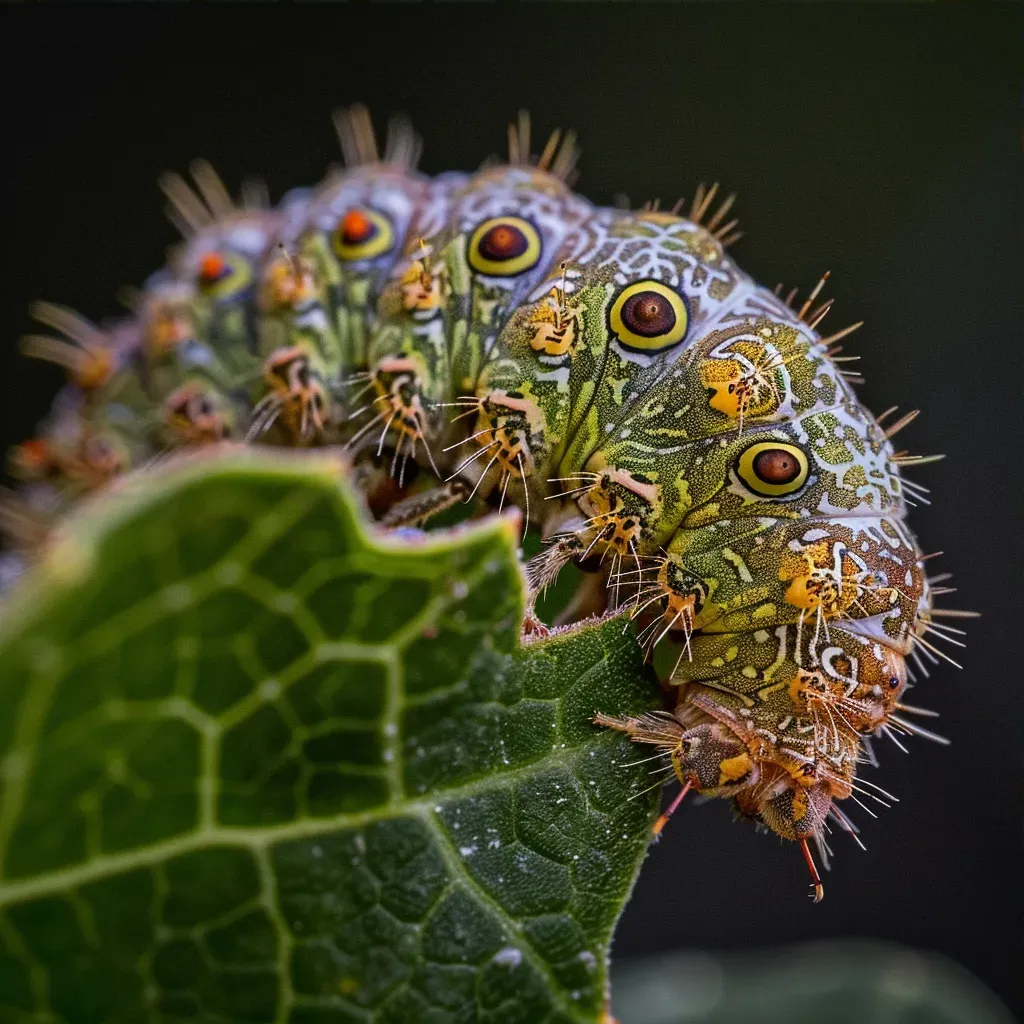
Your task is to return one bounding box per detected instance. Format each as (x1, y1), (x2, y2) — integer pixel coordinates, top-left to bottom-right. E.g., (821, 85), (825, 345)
(625, 552), (708, 665)
(380, 479), (469, 529)
(248, 346), (333, 444)
(653, 775), (693, 838)
(347, 357), (441, 484)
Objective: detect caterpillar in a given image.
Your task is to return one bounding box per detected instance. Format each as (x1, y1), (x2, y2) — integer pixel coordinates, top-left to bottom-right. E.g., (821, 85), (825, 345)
(5, 106), (964, 902)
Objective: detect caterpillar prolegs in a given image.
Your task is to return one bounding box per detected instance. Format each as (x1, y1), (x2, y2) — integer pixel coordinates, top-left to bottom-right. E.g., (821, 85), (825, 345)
(6, 107), (964, 901)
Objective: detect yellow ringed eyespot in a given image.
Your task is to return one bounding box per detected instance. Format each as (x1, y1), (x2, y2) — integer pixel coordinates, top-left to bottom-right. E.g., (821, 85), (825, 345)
(333, 208), (394, 261)
(197, 250), (252, 300)
(609, 280), (689, 353)
(736, 441), (810, 497)
(468, 216), (542, 276)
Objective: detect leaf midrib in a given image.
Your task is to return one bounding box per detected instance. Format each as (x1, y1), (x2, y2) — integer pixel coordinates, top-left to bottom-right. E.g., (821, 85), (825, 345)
(0, 737), (622, 908)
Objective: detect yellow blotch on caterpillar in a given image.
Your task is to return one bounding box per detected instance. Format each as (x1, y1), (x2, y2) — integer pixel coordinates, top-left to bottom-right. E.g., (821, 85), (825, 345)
(398, 239), (447, 312)
(260, 246), (318, 311)
(528, 263), (584, 357)
(718, 752), (755, 784)
(779, 539), (899, 621)
(697, 332), (805, 433)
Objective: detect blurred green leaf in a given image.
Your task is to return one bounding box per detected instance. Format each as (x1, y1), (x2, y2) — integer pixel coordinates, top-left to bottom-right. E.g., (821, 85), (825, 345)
(0, 451), (660, 1023)
(610, 941), (1016, 1024)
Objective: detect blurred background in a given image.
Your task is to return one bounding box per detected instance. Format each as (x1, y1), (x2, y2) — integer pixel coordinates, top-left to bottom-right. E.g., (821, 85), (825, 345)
(1, 5), (1020, 1021)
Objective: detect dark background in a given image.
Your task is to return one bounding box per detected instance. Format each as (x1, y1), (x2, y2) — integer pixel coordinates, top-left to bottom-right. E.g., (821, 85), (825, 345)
(1, 5), (1020, 1019)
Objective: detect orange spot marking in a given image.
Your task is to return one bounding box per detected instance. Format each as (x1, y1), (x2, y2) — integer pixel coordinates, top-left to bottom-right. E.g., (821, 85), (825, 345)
(342, 209), (373, 242)
(489, 226), (516, 250)
(19, 439), (50, 465)
(199, 252), (227, 282)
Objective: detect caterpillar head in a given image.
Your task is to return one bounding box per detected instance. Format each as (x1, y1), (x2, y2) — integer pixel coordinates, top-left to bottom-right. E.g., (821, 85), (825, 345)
(675, 721), (758, 796)
(594, 711), (757, 798)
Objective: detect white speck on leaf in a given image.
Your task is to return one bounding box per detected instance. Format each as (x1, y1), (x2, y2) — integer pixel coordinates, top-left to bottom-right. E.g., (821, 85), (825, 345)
(492, 947), (522, 967)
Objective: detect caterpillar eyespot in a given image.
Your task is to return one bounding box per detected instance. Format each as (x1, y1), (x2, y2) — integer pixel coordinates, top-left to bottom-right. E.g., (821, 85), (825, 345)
(196, 249), (251, 299)
(737, 441), (809, 496)
(333, 207), (394, 261)
(468, 216), (542, 276)
(7, 105), (963, 906)
(610, 280), (689, 352)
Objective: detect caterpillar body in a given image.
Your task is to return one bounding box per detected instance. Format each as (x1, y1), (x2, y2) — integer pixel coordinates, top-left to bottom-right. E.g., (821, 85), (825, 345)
(7, 108), (959, 900)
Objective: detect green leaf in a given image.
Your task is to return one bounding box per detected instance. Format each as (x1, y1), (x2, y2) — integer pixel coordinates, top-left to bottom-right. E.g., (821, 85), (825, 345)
(0, 451), (660, 1024)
